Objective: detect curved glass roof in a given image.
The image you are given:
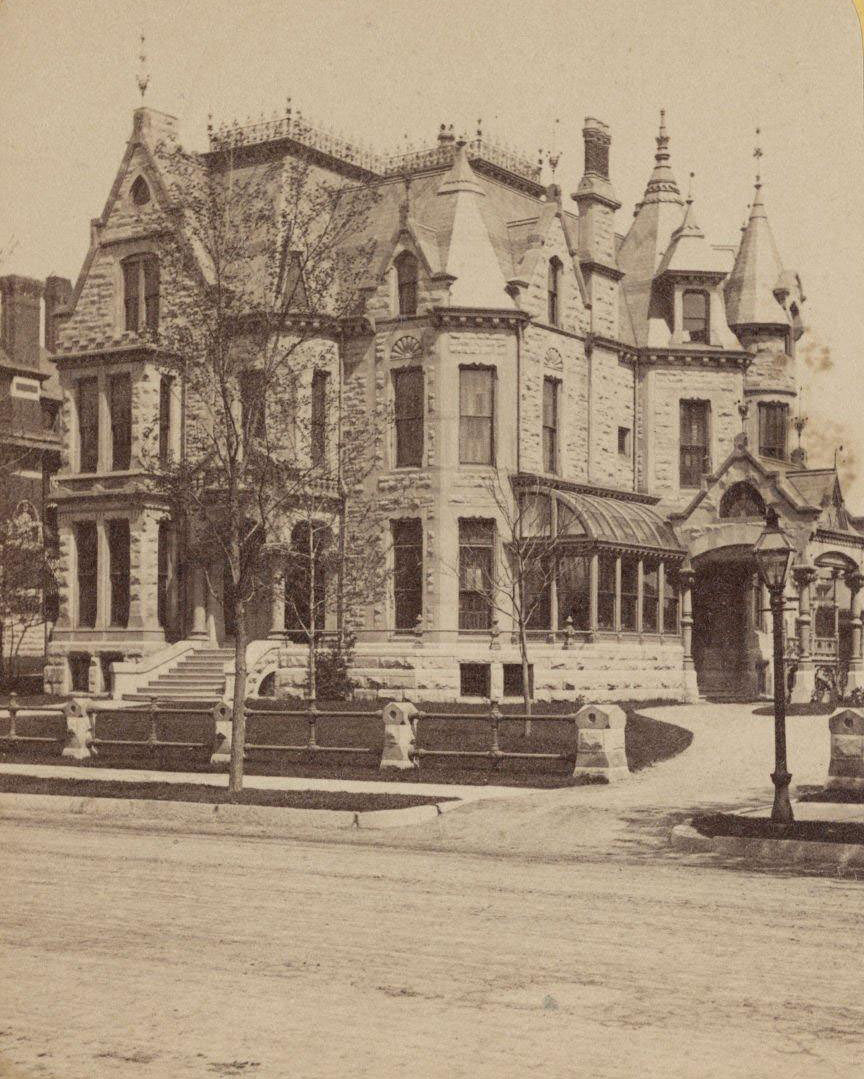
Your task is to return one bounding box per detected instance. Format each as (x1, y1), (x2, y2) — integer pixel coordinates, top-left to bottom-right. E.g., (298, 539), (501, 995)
(556, 490), (682, 553)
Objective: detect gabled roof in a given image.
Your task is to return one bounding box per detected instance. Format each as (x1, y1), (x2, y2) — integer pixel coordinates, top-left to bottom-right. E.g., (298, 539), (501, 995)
(656, 194), (728, 277)
(670, 438), (819, 522)
(784, 468), (841, 510)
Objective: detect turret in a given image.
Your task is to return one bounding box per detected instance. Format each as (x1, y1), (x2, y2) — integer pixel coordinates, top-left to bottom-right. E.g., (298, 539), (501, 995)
(724, 155), (805, 462)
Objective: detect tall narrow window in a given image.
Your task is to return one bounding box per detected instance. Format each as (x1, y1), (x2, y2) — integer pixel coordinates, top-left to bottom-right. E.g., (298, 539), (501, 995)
(109, 373), (131, 471)
(620, 556), (638, 631)
(597, 553), (616, 631)
(557, 553), (590, 631)
(123, 255), (159, 332)
(663, 565), (680, 634)
(547, 258), (562, 326)
(682, 289), (709, 343)
(75, 521), (97, 628)
(240, 369), (266, 441)
(392, 518), (423, 631)
(459, 519), (494, 630)
(459, 367), (494, 465)
(542, 377), (559, 474)
(642, 559), (659, 633)
(78, 377), (99, 473)
(758, 402), (788, 460)
(395, 252), (418, 317)
(157, 521), (170, 629)
(310, 370), (328, 467)
(524, 557), (552, 630)
(393, 367), (424, 467)
(108, 519), (130, 627)
(158, 375), (173, 466)
(679, 400), (710, 487)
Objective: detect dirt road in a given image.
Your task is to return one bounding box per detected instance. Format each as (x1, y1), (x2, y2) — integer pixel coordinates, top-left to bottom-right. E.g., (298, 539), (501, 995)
(2, 810), (863, 1079)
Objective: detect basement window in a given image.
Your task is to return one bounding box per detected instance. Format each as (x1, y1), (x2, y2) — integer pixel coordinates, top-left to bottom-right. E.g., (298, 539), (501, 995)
(460, 663), (491, 698)
(503, 663), (533, 699)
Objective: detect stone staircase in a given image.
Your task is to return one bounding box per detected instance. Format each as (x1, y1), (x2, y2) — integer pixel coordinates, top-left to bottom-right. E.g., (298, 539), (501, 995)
(134, 647), (234, 701)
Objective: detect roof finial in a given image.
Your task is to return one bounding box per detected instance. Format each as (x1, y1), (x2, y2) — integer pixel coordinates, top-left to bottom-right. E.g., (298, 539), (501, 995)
(547, 118), (561, 177)
(136, 32), (150, 101)
(656, 109), (669, 152)
(754, 126), (763, 188)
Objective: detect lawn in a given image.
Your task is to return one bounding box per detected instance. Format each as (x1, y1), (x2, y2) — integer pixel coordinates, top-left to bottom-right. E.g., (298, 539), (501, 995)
(692, 811), (864, 846)
(0, 773), (453, 811)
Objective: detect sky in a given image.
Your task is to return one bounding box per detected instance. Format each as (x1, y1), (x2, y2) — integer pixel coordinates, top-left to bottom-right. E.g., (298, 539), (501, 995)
(2, 0), (863, 499)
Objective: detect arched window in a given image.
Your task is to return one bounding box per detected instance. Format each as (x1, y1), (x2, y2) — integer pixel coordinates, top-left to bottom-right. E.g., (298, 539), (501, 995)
(395, 252), (418, 316)
(547, 258), (562, 326)
(122, 254), (159, 332)
(130, 176), (151, 206)
(682, 289), (709, 344)
(719, 482), (765, 519)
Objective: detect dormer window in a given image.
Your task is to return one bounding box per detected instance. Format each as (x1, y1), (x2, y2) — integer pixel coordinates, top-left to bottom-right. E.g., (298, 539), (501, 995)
(130, 176), (151, 206)
(682, 289), (709, 344)
(395, 252), (418, 317)
(122, 254), (159, 333)
(547, 258), (562, 326)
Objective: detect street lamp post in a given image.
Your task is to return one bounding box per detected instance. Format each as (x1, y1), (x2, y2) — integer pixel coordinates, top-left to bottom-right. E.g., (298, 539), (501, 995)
(754, 506), (796, 825)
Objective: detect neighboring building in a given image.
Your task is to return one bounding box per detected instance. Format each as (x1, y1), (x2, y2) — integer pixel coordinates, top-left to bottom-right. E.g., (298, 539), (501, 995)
(0, 273), (70, 682)
(44, 105), (864, 703)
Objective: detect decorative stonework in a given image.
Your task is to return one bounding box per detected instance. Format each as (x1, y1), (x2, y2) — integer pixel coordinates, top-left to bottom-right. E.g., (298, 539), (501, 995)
(390, 335), (422, 362)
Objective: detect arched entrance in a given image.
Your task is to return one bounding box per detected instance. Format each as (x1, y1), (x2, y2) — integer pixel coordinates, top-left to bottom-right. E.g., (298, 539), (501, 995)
(691, 544), (765, 700)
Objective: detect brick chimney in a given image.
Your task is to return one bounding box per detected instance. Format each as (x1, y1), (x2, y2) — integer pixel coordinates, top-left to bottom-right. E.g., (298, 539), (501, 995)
(582, 117), (611, 179)
(0, 275), (44, 371)
(44, 275), (73, 352)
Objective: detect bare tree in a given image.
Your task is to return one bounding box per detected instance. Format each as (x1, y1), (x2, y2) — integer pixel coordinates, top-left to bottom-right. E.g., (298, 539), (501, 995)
(452, 471), (562, 732)
(0, 493), (56, 688)
(140, 139), (379, 794)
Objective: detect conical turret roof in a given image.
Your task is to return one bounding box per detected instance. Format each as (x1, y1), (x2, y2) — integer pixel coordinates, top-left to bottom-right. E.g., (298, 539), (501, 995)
(617, 111), (685, 345)
(724, 180), (787, 326)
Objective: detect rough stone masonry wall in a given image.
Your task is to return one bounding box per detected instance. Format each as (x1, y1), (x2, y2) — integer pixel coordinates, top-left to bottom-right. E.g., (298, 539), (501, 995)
(273, 637), (686, 703)
(590, 346), (635, 490)
(58, 145), (165, 354)
(520, 324), (589, 482)
(642, 363), (744, 510)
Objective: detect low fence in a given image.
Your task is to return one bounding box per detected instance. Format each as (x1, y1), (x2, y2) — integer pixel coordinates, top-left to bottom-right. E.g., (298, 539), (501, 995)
(0, 697), (629, 781)
(89, 700), (224, 761)
(0, 694), (69, 753)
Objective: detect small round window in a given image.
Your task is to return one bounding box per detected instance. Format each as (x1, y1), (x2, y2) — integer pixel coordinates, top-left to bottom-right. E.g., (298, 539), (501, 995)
(131, 176), (151, 206)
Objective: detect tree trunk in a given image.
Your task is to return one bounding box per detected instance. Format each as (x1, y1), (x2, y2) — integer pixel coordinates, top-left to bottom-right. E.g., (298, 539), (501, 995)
(308, 540), (317, 702)
(228, 593), (247, 797)
(518, 619), (532, 737)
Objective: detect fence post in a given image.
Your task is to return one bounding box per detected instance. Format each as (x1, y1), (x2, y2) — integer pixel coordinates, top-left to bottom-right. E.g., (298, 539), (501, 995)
(572, 703), (629, 782)
(210, 701), (232, 767)
(380, 701), (418, 769)
(308, 701), (318, 749)
(62, 698), (93, 761)
(489, 698), (501, 757)
(7, 692), (18, 740)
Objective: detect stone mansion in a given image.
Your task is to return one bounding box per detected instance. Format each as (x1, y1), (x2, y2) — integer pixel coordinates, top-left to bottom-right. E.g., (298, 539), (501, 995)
(42, 103), (864, 704)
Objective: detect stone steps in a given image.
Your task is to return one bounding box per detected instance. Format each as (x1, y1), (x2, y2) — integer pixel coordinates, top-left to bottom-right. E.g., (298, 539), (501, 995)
(137, 646), (234, 700)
